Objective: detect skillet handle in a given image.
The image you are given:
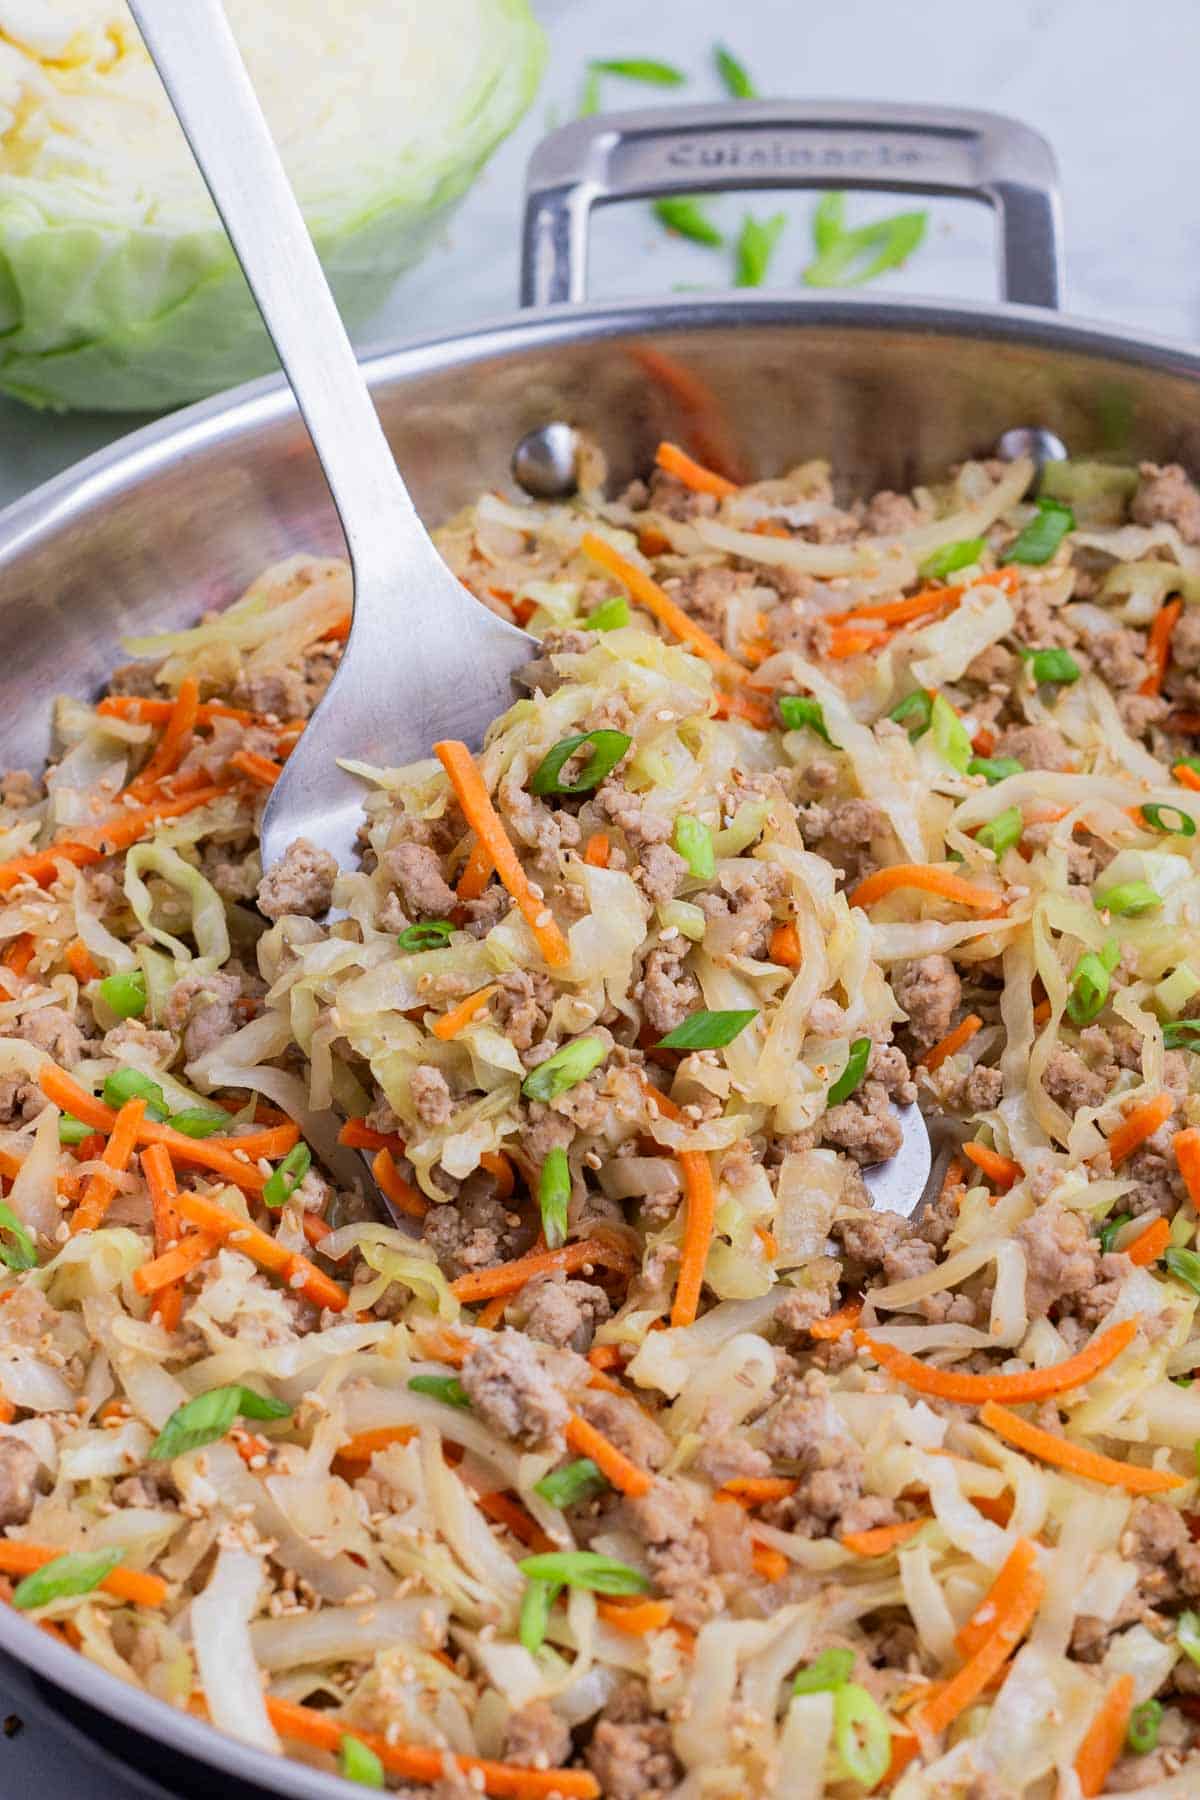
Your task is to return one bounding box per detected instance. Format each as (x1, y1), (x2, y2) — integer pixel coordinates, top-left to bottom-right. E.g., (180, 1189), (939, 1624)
(521, 100), (1062, 310)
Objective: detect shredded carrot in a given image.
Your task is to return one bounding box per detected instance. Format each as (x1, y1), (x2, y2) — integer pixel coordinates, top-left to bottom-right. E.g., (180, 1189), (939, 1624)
(1125, 1214), (1171, 1266)
(430, 982), (498, 1040)
(228, 748), (283, 787)
(1175, 761), (1200, 794)
(456, 836), (494, 902)
(126, 676), (199, 800)
(173, 1189), (347, 1314)
(587, 1344), (623, 1373)
(962, 1141), (1022, 1191)
(0, 1401), (15, 1426)
(857, 1318), (1138, 1406)
(750, 1543), (789, 1582)
(826, 587), (960, 629)
(972, 1491), (1015, 1528)
(973, 725), (996, 758)
(654, 440), (738, 499)
(670, 1149), (715, 1329)
(638, 1072), (685, 1123)
(849, 863), (1004, 915)
(980, 1400), (1186, 1492)
(0, 1542), (167, 1609)
(97, 695), (255, 728)
(840, 1517), (930, 1557)
(1075, 1673), (1136, 1798)
(475, 1490), (556, 1553)
(475, 1296), (507, 1330)
(637, 524), (672, 557)
(300, 1212), (331, 1249)
(583, 833), (610, 868)
(37, 1063), (297, 1194)
(755, 1223), (779, 1260)
(722, 1476), (798, 1506)
(71, 1098), (144, 1235)
(479, 1150), (514, 1199)
(1106, 1092), (1174, 1168)
(0, 785), (232, 894)
(333, 1424), (416, 1471)
(435, 741), (570, 969)
(711, 687), (774, 730)
(337, 1118), (406, 1155)
(564, 1412), (651, 1498)
(262, 1695), (599, 1798)
(917, 1013), (983, 1072)
(132, 1231), (220, 1296)
(141, 1144), (180, 1254)
(451, 1237), (634, 1304)
(1140, 598), (1183, 697)
(1174, 1127), (1200, 1209)
(916, 1540), (1044, 1739)
(827, 626), (889, 660)
(809, 1299), (863, 1341)
(953, 1535), (1042, 1661)
(1, 935), (33, 976)
(1033, 998), (1053, 1026)
(767, 920), (800, 967)
(580, 532), (747, 680)
(597, 1596), (673, 1635)
(64, 939), (99, 984)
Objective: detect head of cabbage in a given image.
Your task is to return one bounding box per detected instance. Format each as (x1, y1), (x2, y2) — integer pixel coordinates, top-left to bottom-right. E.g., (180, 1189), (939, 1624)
(0, 0), (544, 411)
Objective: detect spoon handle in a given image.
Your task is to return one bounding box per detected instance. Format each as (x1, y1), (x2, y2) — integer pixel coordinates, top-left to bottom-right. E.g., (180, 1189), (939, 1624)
(127, 0), (419, 585)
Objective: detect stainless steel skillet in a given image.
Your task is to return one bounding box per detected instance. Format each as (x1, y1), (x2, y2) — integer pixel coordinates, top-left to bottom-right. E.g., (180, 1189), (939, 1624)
(2, 96), (1200, 1799)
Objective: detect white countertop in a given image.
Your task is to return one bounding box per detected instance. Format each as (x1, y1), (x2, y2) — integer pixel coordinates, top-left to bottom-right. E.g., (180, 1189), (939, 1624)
(1, 0), (1199, 1793)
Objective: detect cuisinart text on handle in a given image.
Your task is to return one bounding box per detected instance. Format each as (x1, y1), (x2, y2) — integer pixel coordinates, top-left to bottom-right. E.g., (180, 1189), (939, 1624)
(665, 137), (931, 172)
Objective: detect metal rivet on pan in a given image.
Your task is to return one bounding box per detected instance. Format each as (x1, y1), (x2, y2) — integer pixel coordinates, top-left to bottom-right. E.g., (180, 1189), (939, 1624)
(994, 426), (1068, 473)
(512, 422), (580, 498)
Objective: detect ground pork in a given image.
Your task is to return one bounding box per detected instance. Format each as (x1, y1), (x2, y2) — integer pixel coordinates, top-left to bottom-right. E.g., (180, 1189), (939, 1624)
(0, 1075), (46, 1124)
(586, 1680), (681, 1800)
(761, 1370), (895, 1538)
(1122, 1137), (1189, 1220)
(832, 1206), (916, 1276)
(422, 1179), (530, 1279)
(100, 1020), (177, 1067)
(623, 1478), (722, 1628)
(459, 1331), (568, 1449)
(461, 884), (511, 939)
(636, 941), (700, 1036)
(1171, 606), (1200, 676)
(693, 1405), (772, 1486)
(13, 1003), (87, 1066)
(410, 1065), (453, 1128)
(164, 968), (242, 1064)
(515, 630), (592, 697)
(231, 666), (306, 719)
(106, 660), (161, 699)
(1, 769), (42, 808)
(382, 842), (457, 919)
(992, 723), (1074, 771)
(1015, 1200), (1114, 1319)
(256, 837), (337, 919)
(492, 970), (555, 1054)
(1120, 691), (1170, 735)
(0, 1286), (60, 1348)
(508, 1274), (611, 1352)
(892, 954), (961, 1047)
(645, 467), (719, 522)
(573, 1387), (671, 1470)
(1119, 1499), (1200, 1619)
(1088, 627), (1149, 690)
(502, 1700), (571, 1770)
(1042, 1044), (1109, 1112)
(797, 797), (890, 881)
(0, 1438), (39, 1527)
(663, 565), (753, 634)
(821, 1081), (903, 1164)
(863, 490), (921, 535)
(696, 862), (788, 958)
(200, 840), (260, 903)
(593, 781), (672, 849)
(501, 781), (582, 871)
(638, 841), (687, 907)
(1008, 582), (1080, 649)
(1130, 462), (1200, 543)
(1105, 1752), (1193, 1792)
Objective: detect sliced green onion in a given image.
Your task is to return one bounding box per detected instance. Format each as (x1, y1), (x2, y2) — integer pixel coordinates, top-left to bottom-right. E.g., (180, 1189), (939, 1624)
(1164, 1018), (1200, 1052)
(588, 57), (686, 84)
(97, 969), (147, 1018)
(396, 920), (455, 952)
(0, 1201), (36, 1272)
(1164, 1248), (1200, 1297)
(1127, 1699), (1162, 1756)
(538, 1147), (571, 1251)
(803, 210), (927, 288)
(517, 1550), (650, 1595)
(522, 1036), (607, 1102)
(339, 1735), (385, 1789)
(165, 1107), (230, 1139)
(102, 1067), (167, 1121)
(672, 815), (716, 880)
(975, 805), (1023, 858)
(792, 1647), (855, 1695)
(833, 1683), (892, 1788)
(1099, 1212), (1133, 1255)
(12, 1548), (124, 1612)
(1067, 940), (1119, 1026)
(714, 43), (756, 97)
(149, 1384), (291, 1462)
(1022, 646), (1081, 687)
(888, 690), (932, 739)
(827, 1036), (872, 1107)
(735, 211), (786, 288)
(534, 1458), (608, 1508)
(1177, 756), (1200, 780)
(930, 693), (973, 772)
(578, 66), (601, 116)
(778, 694), (833, 743)
(1094, 880), (1161, 917)
(967, 755), (1023, 784)
(1003, 497), (1075, 565)
(1178, 1609), (1200, 1666)
(408, 1374), (470, 1408)
(262, 1141), (311, 1209)
(812, 192), (845, 254)
(653, 199), (723, 248)
(519, 1576), (560, 1653)
(587, 595), (632, 631)
(1141, 802), (1196, 837)
(656, 1008), (757, 1050)
(530, 730), (631, 796)
(57, 1115), (91, 1146)
(918, 538), (986, 581)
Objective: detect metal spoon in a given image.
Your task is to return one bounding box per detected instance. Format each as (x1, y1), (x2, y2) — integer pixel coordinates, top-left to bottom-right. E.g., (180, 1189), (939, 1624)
(127, 0), (533, 880)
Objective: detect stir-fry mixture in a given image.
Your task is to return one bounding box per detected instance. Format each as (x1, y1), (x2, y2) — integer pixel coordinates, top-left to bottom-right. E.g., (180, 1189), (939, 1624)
(7, 445), (1200, 1797)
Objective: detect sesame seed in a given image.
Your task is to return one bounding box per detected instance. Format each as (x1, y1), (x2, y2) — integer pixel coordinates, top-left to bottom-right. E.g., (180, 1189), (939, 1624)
(535, 909), (553, 928)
